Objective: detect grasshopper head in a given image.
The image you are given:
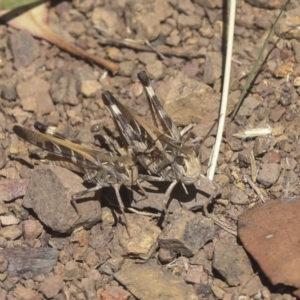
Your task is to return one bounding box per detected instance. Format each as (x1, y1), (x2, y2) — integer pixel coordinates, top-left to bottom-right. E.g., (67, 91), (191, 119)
(115, 156), (138, 185)
(180, 146), (202, 185)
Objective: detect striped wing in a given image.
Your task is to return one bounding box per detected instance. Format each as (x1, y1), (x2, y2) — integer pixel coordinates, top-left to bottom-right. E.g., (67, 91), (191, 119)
(137, 71), (182, 142)
(102, 91), (175, 173)
(13, 125), (117, 170)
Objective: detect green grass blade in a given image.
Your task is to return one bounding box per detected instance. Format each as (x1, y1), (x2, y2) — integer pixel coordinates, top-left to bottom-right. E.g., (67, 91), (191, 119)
(0, 0), (45, 10)
(231, 0), (290, 119)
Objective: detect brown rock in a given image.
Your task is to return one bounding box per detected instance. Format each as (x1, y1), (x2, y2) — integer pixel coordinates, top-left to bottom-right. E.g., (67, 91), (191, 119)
(159, 209), (215, 257)
(0, 288), (7, 299)
(107, 47), (124, 62)
(269, 105), (286, 122)
(292, 40), (300, 64)
(230, 186), (249, 205)
(73, 0), (94, 13)
(66, 21), (86, 38)
(39, 275), (64, 298)
(118, 214), (161, 260)
(70, 228), (89, 246)
(185, 265), (208, 284)
(0, 203), (9, 215)
(177, 14), (202, 29)
(0, 215), (19, 226)
(166, 35), (181, 46)
(50, 69), (81, 105)
(280, 157), (297, 170)
(2, 247), (58, 277)
(63, 260), (84, 280)
(238, 198), (300, 298)
(203, 52), (222, 85)
(23, 165), (101, 233)
(0, 179), (29, 202)
(193, 0), (223, 8)
(100, 286), (131, 300)
(8, 30), (40, 70)
(245, 0), (286, 9)
(155, 71), (232, 126)
(238, 147), (254, 165)
(158, 248), (176, 263)
(10, 106), (30, 124)
(181, 59), (200, 78)
(22, 219), (43, 240)
(92, 8), (119, 36)
(115, 263), (197, 300)
(224, 275), (263, 297)
(238, 96), (261, 117)
(138, 52), (157, 65)
(257, 163), (281, 188)
(0, 225), (22, 240)
(81, 80), (101, 97)
(212, 241), (253, 286)
(119, 61), (135, 77)
(254, 136), (276, 157)
(13, 284), (39, 300)
(0, 147), (7, 170)
(146, 60), (165, 80)
(17, 77), (55, 115)
(125, 0), (173, 41)
(1, 84), (17, 101)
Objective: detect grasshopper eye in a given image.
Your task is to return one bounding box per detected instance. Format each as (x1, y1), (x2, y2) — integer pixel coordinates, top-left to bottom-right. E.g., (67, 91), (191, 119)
(115, 161), (126, 173)
(175, 156), (184, 165)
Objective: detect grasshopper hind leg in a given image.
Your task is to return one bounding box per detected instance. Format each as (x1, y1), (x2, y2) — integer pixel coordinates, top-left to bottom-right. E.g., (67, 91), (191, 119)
(112, 184), (134, 238)
(161, 180), (178, 221)
(71, 185), (103, 226)
(199, 175), (221, 217)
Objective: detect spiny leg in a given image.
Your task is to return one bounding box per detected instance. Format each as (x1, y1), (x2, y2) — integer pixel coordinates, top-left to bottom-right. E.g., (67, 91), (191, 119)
(199, 175), (221, 217)
(71, 185), (103, 225)
(135, 180), (148, 200)
(161, 180), (178, 221)
(112, 184), (133, 237)
(138, 174), (166, 182)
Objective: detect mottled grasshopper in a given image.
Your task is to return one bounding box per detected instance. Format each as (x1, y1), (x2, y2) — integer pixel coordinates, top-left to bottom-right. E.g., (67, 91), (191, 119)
(13, 122), (145, 232)
(102, 71), (219, 216)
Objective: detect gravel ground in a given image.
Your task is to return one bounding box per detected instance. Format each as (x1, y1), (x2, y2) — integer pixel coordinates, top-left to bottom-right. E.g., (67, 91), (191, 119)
(0, 0), (300, 299)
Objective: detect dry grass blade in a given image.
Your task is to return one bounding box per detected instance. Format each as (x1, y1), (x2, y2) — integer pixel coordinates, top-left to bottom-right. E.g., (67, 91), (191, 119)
(207, 0), (236, 180)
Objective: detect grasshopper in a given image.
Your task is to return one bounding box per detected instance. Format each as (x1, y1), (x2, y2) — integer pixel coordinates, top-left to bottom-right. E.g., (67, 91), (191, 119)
(13, 122), (145, 233)
(102, 71), (219, 217)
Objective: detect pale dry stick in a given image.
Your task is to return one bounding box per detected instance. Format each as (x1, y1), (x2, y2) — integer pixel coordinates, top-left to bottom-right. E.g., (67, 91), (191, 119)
(144, 40), (166, 60)
(207, 0), (236, 180)
(249, 151), (257, 183)
(127, 207), (160, 218)
(97, 36), (206, 59)
(243, 175), (266, 203)
(209, 216), (237, 236)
